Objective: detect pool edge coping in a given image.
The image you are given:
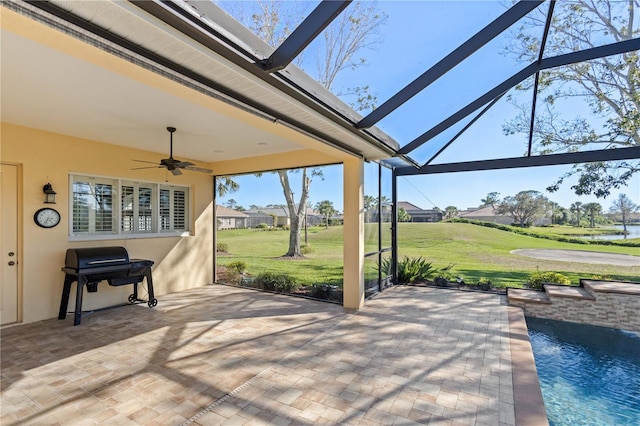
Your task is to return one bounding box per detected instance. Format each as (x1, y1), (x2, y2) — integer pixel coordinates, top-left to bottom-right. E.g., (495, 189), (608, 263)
(508, 306), (549, 426)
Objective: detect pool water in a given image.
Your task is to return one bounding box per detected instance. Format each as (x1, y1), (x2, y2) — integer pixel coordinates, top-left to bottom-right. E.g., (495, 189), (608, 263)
(526, 317), (640, 426)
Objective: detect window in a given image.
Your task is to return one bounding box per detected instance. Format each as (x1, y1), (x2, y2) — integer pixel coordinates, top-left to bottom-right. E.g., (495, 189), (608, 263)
(72, 177), (116, 235)
(70, 174), (190, 238)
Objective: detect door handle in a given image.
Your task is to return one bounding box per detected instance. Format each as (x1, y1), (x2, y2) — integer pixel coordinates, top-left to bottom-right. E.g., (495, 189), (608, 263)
(8, 261), (16, 266)
(8, 252), (15, 256)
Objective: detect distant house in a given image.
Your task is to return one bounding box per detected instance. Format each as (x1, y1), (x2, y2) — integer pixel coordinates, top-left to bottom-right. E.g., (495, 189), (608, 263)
(245, 207), (289, 227)
(458, 206), (511, 225)
(245, 207), (325, 227)
(244, 211), (274, 228)
(304, 207), (326, 226)
(216, 205), (248, 229)
(397, 201), (443, 222)
(458, 206), (550, 226)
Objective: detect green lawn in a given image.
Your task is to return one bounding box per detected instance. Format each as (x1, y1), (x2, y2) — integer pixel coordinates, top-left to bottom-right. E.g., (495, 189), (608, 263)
(217, 223), (640, 289)
(397, 223), (639, 287)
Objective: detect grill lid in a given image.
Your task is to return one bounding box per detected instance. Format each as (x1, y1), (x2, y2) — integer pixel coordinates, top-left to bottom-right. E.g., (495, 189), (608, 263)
(65, 246), (130, 270)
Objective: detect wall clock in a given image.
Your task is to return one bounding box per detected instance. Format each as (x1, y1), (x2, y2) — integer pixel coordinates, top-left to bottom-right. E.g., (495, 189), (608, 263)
(34, 207), (61, 228)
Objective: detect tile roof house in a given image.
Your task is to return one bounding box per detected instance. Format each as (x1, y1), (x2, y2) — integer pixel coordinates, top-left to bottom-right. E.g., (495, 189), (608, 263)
(397, 201), (443, 223)
(458, 206), (551, 226)
(215, 205), (249, 230)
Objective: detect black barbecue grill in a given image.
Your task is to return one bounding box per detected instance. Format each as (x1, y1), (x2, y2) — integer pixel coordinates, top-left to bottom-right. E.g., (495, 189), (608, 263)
(59, 246), (156, 325)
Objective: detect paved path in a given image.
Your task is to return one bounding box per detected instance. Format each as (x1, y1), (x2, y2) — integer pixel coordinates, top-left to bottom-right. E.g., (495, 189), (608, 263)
(511, 249), (640, 267)
(1, 285), (520, 425)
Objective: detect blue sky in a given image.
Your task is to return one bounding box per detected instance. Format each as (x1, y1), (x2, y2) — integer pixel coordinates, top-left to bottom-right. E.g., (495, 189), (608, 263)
(216, 1), (639, 213)
(219, 163), (639, 213)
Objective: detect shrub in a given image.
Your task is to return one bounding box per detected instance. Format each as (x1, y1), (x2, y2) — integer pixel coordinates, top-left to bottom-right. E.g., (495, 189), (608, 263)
(301, 244), (313, 254)
(223, 260), (246, 282)
(216, 242), (229, 252)
(433, 272), (454, 286)
(254, 272), (298, 293)
(476, 277), (492, 286)
(526, 271), (571, 290)
(227, 261), (246, 275)
(256, 223), (269, 229)
(381, 256), (451, 284)
(473, 277), (492, 290)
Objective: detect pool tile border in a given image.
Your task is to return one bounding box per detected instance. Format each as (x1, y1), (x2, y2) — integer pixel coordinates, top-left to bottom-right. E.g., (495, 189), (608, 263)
(508, 306), (549, 426)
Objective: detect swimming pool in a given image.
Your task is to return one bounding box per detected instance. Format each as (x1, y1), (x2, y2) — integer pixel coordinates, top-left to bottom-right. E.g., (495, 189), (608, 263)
(526, 317), (640, 426)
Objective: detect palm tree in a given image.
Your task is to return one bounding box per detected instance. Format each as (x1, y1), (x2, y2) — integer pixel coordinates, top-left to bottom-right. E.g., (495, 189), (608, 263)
(398, 207), (411, 222)
(582, 202), (602, 228)
(444, 206), (458, 220)
(480, 192), (500, 208)
(570, 202), (583, 226)
(315, 200), (336, 229)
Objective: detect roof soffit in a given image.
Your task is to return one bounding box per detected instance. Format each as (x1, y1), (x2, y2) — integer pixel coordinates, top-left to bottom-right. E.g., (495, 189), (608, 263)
(42, 0), (399, 160)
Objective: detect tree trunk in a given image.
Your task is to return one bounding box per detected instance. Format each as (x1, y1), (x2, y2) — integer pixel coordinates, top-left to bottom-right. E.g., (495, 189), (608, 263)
(278, 169), (310, 257)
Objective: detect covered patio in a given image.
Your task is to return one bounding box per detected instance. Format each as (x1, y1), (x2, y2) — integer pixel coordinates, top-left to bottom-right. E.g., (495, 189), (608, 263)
(2, 1), (637, 424)
(0, 284), (544, 425)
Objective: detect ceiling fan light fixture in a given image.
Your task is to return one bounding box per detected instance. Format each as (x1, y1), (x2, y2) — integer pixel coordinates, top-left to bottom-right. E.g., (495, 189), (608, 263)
(131, 126), (212, 175)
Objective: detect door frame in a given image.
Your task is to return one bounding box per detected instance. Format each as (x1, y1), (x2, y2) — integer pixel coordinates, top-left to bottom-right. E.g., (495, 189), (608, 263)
(1, 162), (23, 326)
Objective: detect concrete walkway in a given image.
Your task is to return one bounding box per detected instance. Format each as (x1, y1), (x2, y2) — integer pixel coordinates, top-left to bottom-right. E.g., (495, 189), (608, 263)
(1, 285), (525, 425)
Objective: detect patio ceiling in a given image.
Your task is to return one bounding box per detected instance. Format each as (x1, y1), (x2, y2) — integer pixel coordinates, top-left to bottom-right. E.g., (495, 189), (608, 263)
(1, 0), (398, 168)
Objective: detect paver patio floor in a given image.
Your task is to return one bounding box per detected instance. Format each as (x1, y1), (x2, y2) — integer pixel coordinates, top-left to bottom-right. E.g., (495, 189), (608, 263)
(1, 285), (518, 425)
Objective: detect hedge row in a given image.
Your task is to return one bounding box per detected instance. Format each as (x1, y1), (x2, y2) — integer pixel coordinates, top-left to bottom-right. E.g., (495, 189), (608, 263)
(449, 218), (640, 247)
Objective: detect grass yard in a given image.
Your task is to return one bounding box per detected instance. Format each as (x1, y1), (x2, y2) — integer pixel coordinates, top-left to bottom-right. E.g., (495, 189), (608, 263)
(396, 223), (639, 287)
(217, 222), (640, 289)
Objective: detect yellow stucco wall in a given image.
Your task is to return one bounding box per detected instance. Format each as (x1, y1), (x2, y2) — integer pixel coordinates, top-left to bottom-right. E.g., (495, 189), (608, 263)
(1, 123), (214, 324)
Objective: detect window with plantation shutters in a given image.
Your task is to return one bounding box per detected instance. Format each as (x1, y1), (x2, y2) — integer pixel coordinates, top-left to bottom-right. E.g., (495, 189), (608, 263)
(71, 177), (116, 235)
(173, 189), (186, 230)
(70, 174), (190, 239)
(158, 186), (189, 232)
(159, 189), (171, 231)
(121, 185), (135, 232)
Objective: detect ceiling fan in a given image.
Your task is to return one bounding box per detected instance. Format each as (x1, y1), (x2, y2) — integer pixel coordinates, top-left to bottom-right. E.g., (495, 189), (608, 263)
(132, 127), (212, 175)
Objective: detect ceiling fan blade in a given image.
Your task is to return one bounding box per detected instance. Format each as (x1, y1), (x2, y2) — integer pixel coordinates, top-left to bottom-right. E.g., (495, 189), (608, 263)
(132, 159), (160, 165)
(170, 168), (182, 176)
(174, 161), (195, 168)
(131, 166), (163, 170)
(184, 166), (213, 174)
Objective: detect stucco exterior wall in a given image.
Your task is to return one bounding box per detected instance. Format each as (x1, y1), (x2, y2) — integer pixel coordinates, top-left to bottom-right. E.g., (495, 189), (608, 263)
(2, 123), (214, 324)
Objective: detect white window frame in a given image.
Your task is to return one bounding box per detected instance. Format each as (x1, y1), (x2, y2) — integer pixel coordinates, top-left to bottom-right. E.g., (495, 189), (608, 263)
(69, 173), (191, 240)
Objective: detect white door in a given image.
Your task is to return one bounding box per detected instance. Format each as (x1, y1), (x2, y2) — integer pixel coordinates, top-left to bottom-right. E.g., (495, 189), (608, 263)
(1, 163), (19, 325)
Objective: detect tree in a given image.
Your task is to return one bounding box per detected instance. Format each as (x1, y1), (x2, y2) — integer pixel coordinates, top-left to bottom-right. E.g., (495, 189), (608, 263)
(364, 195), (377, 222)
(398, 207), (411, 222)
(315, 200), (336, 229)
(582, 202), (603, 228)
(278, 168), (319, 256)
(228, 0), (387, 257)
(504, 0), (639, 198)
(480, 192), (500, 208)
(444, 206), (458, 220)
(548, 201), (562, 225)
(216, 177), (239, 197)
(609, 194), (639, 234)
(570, 202), (583, 226)
(225, 199), (237, 209)
(364, 195), (389, 223)
(496, 190), (549, 227)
